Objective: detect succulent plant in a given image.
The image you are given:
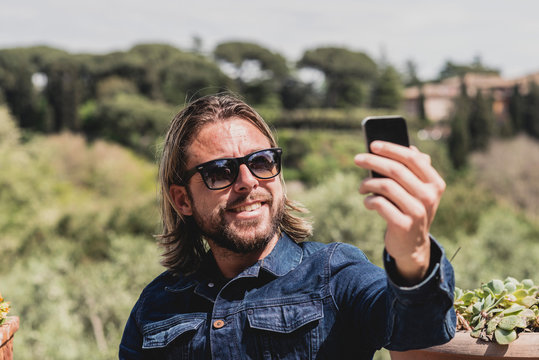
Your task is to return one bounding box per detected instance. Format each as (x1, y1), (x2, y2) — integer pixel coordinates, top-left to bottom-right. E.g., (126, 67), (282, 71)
(454, 277), (539, 344)
(0, 292), (10, 326)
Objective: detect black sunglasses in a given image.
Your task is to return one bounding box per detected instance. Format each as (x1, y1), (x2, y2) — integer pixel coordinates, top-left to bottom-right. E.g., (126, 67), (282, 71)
(181, 148), (282, 190)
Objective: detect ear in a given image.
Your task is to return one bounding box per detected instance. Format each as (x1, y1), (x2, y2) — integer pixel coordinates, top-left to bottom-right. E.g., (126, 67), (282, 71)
(169, 184), (193, 216)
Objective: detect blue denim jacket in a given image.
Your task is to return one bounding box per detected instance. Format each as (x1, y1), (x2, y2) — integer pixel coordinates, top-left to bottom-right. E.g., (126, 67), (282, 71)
(120, 234), (456, 359)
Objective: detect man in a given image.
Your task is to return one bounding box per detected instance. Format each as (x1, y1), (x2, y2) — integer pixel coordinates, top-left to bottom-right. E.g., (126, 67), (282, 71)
(120, 93), (456, 359)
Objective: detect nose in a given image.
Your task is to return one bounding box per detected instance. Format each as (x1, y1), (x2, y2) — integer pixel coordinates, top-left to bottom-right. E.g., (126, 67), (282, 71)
(233, 164), (259, 192)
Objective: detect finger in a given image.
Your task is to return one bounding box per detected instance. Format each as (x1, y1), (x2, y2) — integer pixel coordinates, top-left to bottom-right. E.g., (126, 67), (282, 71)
(369, 141), (442, 185)
(363, 194), (416, 233)
(357, 160), (441, 225)
(360, 178), (427, 221)
(356, 153), (426, 196)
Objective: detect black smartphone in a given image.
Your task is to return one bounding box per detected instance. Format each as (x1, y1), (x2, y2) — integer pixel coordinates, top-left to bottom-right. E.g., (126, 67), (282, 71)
(361, 115), (410, 178)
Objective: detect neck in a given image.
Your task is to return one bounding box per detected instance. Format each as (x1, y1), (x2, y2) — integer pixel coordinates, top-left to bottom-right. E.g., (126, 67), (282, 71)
(208, 235), (279, 279)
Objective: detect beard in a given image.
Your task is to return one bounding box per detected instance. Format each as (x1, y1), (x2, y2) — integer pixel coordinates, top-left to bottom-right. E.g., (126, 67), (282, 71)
(188, 189), (285, 254)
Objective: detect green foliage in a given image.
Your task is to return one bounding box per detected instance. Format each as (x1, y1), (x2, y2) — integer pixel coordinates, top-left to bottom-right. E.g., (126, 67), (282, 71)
(454, 278), (538, 344)
(431, 174), (496, 238)
(160, 52), (233, 104)
(370, 65), (403, 110)
(508, 84), (525, 135)
(294, 172), (387, 266)
(524, 81), (539, 138)
(442, 206), (539, 290)
(80, 93), (175, 158)
(438, 57), (500, 80)
(214, 41), (288, 106)
(447, 83), (471, 169)
(468, 90), (493, 150)
(0, 115), (162, 359)
(260, 106), (392, 130)
(278, 128), (368, 186)
(298, 47), (377, 107)
(214, 41), (289, 79)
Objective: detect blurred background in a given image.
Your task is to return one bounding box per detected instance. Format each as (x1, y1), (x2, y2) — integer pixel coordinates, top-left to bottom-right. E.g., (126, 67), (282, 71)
(1, 1), (538, 359)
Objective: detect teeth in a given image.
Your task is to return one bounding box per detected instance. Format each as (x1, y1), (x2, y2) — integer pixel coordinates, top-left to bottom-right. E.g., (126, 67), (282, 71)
(234, 202), (262, 212)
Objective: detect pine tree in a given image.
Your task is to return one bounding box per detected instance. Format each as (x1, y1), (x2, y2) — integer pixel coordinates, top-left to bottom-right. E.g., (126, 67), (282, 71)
(370, 65), (402, 109)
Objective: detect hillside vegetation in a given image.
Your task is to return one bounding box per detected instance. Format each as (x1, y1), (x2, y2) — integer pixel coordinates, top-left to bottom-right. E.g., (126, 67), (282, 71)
(0, 106), (538, 359)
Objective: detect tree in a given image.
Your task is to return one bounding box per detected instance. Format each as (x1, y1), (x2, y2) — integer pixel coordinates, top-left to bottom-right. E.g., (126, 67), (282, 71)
(160, 52), (233, 104)
(370, 65), (402, 109)
(403, 59), (421, 87)
(508, 84), (524, 134)
(523, 81), (539, 138)
(447, 82), (471, 169)
(0, 49), (47, 130)
(214, 41), (289, 106)
(438, 57), (500, 80)
(298, 47), (377, 107)
(44, 57), (83, 131)
(468, 89), (493, 150)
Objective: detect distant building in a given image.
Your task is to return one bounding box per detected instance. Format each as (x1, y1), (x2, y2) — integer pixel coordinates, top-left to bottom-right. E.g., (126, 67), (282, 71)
(404, 72), (539, 122)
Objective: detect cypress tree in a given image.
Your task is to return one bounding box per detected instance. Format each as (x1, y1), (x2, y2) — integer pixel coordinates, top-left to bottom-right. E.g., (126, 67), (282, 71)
(508, 84), (524, 134)
(448, 82), (471, 169)
(468, 89), (493, 150)
(524, 81), (539, 138)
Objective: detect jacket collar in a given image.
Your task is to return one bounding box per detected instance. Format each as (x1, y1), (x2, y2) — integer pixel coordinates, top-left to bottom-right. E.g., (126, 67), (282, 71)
(256, 232), (303, 277)
(165, 233), (303, 293)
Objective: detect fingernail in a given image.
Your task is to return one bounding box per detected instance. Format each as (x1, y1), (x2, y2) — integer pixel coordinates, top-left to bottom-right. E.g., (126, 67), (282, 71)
(371, 141), (382, 151)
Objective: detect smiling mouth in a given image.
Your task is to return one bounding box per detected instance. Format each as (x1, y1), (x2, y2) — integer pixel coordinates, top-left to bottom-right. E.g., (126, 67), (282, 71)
(230, 202), (264, 213)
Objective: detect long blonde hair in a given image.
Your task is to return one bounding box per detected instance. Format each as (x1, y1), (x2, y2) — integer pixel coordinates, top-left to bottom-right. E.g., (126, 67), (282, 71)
(158, 93), (312, 275)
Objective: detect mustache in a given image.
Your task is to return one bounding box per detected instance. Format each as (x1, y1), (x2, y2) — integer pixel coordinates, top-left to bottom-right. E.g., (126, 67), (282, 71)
(225, 192), (273, 209)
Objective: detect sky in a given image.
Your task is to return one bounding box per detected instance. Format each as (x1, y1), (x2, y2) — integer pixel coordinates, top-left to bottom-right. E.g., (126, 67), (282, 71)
(2, 0), (538, 80)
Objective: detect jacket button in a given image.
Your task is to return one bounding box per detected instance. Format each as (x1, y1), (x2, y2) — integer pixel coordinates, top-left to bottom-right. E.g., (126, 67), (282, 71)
(213, 319), (225, 329)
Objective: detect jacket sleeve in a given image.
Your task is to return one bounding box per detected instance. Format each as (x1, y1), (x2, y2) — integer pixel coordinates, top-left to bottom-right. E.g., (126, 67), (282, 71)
(382, 236), (456, 350)
(329, 236), (456, 352)
(119, 300), (144, 360)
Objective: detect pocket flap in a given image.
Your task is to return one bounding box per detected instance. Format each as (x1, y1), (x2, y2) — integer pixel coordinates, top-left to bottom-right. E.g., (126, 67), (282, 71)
(247, 299), (323, 333)
(142, 313), (206, 349)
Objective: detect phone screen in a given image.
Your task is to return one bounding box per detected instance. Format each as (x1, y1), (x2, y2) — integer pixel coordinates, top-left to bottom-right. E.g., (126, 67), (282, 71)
(362, 116), (410, 178)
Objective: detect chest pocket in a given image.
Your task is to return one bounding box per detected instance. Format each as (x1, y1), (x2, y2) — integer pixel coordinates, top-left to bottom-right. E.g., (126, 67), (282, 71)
(142, 313), (206, 359)
(246, 299), (324, 360)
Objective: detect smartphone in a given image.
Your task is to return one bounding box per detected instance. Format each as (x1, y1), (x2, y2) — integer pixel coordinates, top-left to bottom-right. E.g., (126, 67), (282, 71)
(361, 115), (410, 178)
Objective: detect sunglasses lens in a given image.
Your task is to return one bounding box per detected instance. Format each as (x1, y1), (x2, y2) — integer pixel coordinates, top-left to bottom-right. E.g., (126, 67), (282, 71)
(200, 159), (238, 189)
(196, 149), (281, 190)
(248, 149), (280, 178)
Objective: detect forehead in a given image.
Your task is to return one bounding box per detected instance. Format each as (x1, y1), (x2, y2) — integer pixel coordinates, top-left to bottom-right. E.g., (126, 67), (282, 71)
(186, 117), (272, 165)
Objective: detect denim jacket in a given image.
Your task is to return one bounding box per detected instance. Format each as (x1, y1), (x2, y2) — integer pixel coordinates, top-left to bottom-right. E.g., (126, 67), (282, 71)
(119, 234), (456, 359)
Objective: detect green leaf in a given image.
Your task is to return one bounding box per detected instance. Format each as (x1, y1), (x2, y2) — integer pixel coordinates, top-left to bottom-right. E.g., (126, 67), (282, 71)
(504, 276), (519, 285)
(502, 304), (526, 315)
(473, 318), (486, 331)
(494, 328), (517, 345)
(518, 296), (538, 308)
(512, 288), (529, 299)
(471, 328), (482, 338)
(504, 282), (517, 293)
(487, 316), (501, 335)
(487, 279), (505, 295)
(461, 291), (476, 303)
(522, 279), (534, 289)
(498, 315), (527, 330)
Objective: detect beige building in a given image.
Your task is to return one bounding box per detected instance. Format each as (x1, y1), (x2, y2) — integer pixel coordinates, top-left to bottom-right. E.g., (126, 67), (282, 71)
(404, 72), (539, 122)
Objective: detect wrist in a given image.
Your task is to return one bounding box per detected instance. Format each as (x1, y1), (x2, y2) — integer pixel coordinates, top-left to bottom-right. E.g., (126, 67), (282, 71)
(393, 240), (431, 286)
